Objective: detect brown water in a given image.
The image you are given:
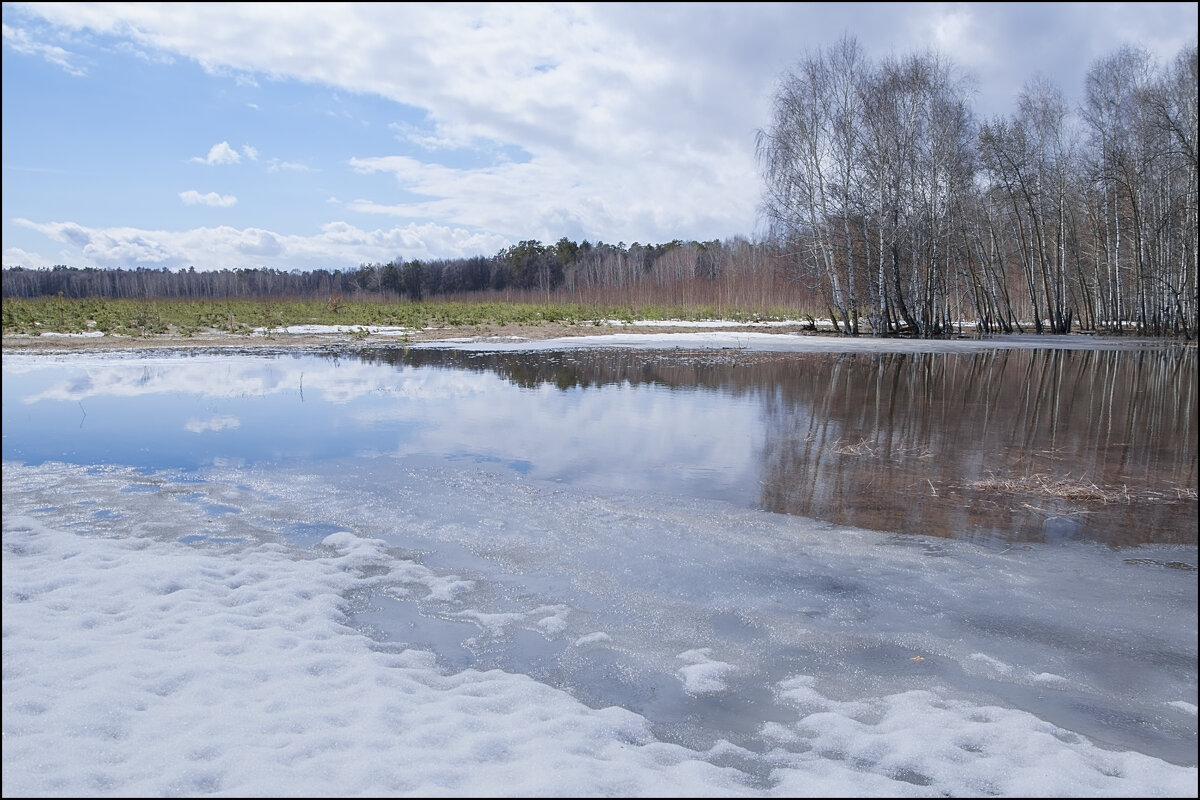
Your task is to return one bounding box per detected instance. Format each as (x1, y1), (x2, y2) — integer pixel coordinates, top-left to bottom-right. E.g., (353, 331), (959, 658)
(753, 348), (1197, 546)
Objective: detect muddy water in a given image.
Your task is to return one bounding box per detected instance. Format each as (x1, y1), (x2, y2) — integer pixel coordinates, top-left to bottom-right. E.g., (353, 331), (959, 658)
(754, 347), (1196, 546)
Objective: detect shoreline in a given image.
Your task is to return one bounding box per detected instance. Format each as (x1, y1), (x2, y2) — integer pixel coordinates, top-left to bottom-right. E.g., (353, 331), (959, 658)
(1, 321), (830, 353)
(4, 322), (1193, 355)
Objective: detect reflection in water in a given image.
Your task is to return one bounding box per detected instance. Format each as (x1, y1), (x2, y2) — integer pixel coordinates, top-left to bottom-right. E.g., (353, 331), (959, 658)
(352, 345), (1197, 547)
(755, 348), (1196, 546)
(4, 344), (1195, 547)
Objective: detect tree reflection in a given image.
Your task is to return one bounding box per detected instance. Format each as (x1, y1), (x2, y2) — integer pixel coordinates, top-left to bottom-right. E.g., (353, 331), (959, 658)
(757, 348), (1197, 546)
(347, 345), (1197, 546)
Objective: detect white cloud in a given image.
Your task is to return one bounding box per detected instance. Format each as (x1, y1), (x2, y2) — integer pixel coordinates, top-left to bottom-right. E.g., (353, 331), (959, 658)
(267, 159), (312, 172)
(191, 141), (241, 165)
(388, 121), (465, 151)
(927, 7), (985, 67)
(3, 246), (54, 269)
(8, 4), (766, 244)
(2, 22), (86, 76)
(179, 190), (238, 207)
(7, 3), (1198, 260)
(347, 149), (753, 246)
(14, 218), (511, 270)
(114, 39), (175, 65)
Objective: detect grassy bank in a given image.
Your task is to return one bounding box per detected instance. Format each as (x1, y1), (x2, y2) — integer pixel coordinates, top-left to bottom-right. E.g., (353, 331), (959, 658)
(1, 296), (802, 338)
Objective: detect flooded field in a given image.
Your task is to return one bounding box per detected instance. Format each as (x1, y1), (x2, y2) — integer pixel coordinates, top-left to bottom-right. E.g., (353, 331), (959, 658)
(3, 335), (1197, 795)
(4, 341), (1195, 546)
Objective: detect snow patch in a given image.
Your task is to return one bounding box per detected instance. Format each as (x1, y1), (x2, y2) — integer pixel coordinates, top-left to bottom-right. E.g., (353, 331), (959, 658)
(677, 648), (736, 695)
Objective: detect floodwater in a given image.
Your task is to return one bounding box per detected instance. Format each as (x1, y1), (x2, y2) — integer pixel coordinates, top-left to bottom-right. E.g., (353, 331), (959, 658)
(4, 343), (1194, 546)
(2, 338), (1197, 777)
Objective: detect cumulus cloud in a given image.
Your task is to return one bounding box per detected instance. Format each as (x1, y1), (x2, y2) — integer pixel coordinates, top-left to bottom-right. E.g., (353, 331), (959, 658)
(13, 218), (511, 270)
(3, 246), (55, 269)
(7, 4), (768, 245)
(16, 4), (1198, 157)
(191, 141), (241, 165)
(179, 190), (238, 207)
(347, 150), (750, 247)
(7, 3), (1197, 259)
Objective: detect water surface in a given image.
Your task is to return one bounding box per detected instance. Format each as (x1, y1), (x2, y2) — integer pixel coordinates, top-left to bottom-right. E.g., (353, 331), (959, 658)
(4, 342), (1195, 546)
(3, 338), (1196, 773)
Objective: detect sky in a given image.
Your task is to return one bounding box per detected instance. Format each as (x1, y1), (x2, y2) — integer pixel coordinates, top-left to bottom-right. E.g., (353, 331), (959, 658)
(2, 333), (1197, 797)
(2, 2), (1198, 272)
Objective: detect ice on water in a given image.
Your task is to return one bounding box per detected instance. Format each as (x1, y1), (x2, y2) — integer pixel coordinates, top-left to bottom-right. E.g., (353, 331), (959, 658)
(2, 335), (1196, 796)
(4, 453), (1195, 797)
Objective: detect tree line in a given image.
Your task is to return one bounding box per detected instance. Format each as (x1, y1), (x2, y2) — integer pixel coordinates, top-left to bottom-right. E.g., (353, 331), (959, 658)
(4, 38), (1195, 337)
(757, 36), (1197, 337)
(1, 236), (800, 310)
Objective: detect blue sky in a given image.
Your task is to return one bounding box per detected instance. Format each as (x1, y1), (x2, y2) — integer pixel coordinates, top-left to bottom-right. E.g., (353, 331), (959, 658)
(3, 2), (1197, 272)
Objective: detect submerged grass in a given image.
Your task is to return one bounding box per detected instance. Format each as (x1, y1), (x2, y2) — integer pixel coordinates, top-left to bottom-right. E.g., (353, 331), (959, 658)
(962, 472), (1198, 505)
(1, 296), (804, 337)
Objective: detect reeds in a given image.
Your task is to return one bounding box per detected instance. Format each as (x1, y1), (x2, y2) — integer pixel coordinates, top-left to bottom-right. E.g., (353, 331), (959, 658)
(962, 472), (1197, 504)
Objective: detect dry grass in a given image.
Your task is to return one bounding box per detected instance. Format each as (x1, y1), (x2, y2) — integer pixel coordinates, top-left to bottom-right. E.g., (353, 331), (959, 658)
(962, 472), (1197, 505)
(834, 437), (935, 460)
(832, 438), (879, 456)
(794, 435), (935, 460)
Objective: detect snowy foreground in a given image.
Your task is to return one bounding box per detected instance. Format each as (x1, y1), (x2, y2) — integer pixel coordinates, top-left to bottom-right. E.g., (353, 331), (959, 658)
(3, 332), (1197, 798)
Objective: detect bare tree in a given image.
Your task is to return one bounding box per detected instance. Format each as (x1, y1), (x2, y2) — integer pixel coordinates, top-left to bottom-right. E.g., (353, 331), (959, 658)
(757, 37), (865, 333)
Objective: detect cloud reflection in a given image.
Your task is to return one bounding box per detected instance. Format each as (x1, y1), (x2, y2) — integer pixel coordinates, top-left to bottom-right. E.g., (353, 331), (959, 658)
(184, 415), (240, 433)
(16, 355), (495, 405)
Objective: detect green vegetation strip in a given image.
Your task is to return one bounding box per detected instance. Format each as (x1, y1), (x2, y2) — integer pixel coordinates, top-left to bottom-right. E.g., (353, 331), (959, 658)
(1, 297), (797, 337)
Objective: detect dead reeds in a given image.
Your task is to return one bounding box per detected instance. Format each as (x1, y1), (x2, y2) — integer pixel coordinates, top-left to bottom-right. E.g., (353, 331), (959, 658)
(806, 435), (935, 460)
(962, 472), (1197, 505)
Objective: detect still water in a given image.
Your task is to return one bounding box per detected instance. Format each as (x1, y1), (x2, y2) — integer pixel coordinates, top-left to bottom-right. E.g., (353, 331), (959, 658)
(3, 342), (1195, 546)
(3, 339), (1197, 773)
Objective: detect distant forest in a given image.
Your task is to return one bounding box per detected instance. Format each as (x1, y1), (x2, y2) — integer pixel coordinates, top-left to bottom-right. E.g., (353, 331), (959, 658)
(4, 39), (1196, 338)
(1, 236), (805, 315)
